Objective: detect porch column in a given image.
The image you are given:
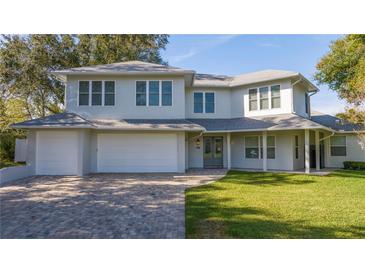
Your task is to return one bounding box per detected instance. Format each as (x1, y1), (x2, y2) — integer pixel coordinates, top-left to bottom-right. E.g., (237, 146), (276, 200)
(227, 133), (231, 170)
(305, 129), (310, 174)
(315, 130), (320, 171)
(262, 131), (267, 171)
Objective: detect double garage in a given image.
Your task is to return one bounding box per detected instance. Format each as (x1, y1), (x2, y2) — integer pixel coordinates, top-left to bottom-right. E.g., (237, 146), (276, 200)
(35, 130), (182, 175)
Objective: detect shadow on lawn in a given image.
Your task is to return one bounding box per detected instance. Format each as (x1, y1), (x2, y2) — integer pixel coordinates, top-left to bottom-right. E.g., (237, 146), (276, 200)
(220, 171), (316, 186)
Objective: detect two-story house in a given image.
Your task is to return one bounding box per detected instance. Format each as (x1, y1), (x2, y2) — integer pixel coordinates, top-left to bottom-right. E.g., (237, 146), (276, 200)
(12, 61), (365, 175)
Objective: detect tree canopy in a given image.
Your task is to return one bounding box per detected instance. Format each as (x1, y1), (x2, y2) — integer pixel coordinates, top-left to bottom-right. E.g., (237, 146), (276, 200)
(314, 34), (365, 123)
(0, 34), (169, 126)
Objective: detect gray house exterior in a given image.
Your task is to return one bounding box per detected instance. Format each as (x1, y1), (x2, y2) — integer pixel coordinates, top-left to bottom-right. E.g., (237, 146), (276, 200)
(11, 61), (365, 176)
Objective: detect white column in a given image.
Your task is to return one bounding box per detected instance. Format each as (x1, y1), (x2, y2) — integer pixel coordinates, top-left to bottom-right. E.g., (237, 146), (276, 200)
(262, 131), (267, 171)
(227, 133), (231, 170)
(305, 129), (310, 174)
(315, 130), (320, 171)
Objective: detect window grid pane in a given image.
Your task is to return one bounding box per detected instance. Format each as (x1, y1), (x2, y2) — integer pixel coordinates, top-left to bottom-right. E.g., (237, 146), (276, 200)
(194, 93), (203, 113)
(162, 81), (172, 106)
(136, 81), (147, 106)
(79, 81), (89, 106)
(92, 81), (102, 106)
(104, 81), (115, 106)
(249, 89), (258, 111)
(148, 81), (159, 106)
(205, 93), (215, 113)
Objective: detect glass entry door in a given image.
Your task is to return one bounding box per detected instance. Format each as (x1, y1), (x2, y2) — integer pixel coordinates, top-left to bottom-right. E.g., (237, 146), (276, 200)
(203, 137), (224, 168)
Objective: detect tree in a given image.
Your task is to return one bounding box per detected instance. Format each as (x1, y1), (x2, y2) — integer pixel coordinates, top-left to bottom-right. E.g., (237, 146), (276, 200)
(0, 34), (169, 121)
(314, 34), (365, 123)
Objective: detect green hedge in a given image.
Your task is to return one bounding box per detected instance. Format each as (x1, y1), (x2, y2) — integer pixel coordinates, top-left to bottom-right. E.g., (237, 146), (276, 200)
(343, 161), (365, 170)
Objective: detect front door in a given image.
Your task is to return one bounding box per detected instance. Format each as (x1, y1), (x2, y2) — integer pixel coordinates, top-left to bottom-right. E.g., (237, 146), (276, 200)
(203, 136), (224, 168)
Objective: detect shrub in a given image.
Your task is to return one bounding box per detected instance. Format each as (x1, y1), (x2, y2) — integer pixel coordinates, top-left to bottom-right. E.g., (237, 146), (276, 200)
(343, 161), (365, 170)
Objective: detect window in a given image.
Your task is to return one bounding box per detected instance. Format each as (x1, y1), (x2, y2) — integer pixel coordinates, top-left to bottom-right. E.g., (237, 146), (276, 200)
(259, 87), (269, 110)
(149, 80), (159, 106)
(104, 81), (115, 106)
(249, 88), (258, 111)
(205, 92), (215, 113)
(194, 92), (203, 113)
(162, 81), (172, 106)
(330, 136), (346, 156)
(259, 136), (276, 159)
(79, 81), (89, 106)
(295, 135), (299, 159)
(91, 81), (102, 105)
(271, 85), (281, 108)
(245, 136), (259, 159)
(136, 81), (147, 106)
(305, 93), (309, 114)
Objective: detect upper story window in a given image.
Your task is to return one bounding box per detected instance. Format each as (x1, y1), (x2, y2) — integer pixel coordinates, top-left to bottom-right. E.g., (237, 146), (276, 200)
(305, 93), (309, 114)
(249, 85), (281, 111)
(330, 136), (346, 156)
(193, 92), (215, 114)
(79, 81), (90, 106)
(79, 80), (115, 106)
(136, 80), (173, 106)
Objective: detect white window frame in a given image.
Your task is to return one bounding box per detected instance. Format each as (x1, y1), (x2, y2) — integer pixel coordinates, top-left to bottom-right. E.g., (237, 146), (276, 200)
(193, 91), (216, 114)
(78, 80), (116, 106)
(248, 84), (281, 112)
(294, 135), (299, 159)
(330, 135), (347, 157)
(135, 80), (173, 107)
(244, 135), (276, 159)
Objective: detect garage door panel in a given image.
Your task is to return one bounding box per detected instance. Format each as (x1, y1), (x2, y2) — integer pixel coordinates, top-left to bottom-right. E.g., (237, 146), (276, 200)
(36, 131), (78, 175)
(97, 133), (178, 172)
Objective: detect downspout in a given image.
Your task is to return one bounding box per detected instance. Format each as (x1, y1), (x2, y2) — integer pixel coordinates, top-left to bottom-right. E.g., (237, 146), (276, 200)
(307, 90), (318, 119)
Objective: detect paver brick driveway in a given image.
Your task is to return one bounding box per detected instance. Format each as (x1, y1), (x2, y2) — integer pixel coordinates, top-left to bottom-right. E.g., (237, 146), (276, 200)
(0, 170), (226, 239)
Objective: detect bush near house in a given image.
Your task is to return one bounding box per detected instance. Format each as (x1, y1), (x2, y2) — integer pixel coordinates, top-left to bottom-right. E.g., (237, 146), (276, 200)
(343, 161), (365, 170)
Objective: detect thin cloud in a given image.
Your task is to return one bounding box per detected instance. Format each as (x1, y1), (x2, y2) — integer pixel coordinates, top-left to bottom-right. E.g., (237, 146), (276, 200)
(170, 35), (238, 63)
(257, 42), (281, 48)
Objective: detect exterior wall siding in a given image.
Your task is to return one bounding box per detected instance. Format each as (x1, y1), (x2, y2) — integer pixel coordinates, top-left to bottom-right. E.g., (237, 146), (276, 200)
(293, 82), (309, 118)
(66, 75), (186, 119)
(325, 134), (365, 168)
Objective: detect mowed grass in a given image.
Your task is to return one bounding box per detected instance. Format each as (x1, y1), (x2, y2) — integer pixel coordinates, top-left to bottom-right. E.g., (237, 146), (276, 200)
(185, 170), (365, 239)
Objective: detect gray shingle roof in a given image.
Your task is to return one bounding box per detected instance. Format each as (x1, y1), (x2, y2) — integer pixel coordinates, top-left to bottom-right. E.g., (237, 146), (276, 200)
(53, 61), (195, 75)
(188, 114), (325, 132)
(311, 111), (365, 132)
(11, 113), (93, 128)
(11, 113), (204, 131)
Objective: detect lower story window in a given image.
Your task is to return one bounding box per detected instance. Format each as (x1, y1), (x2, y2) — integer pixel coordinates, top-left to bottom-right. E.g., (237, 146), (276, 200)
(245, 136), (259, 159)
(259, 136), (276, 159)
(330, 136), (346, 156)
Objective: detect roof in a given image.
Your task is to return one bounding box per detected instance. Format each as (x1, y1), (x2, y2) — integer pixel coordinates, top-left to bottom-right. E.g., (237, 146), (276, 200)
(188, 114), (326, 132)
(193, 69), (318, 91)
(311, 111), (365, 132)
(11, 113), (204, 131)
(11, 113), (93, 128)
(53, 61), (195, 76)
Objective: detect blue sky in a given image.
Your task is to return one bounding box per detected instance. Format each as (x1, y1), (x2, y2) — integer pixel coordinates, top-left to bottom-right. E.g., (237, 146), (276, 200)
(162, 34), (345, 115)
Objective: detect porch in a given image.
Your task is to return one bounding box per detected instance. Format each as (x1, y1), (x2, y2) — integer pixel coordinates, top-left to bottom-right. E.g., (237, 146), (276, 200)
(187, 129), (329, 173)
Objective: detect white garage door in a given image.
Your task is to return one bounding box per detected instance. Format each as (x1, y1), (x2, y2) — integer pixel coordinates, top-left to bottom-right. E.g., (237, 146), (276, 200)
(36, 131), (78, 175)
(97, 133), (178, 172)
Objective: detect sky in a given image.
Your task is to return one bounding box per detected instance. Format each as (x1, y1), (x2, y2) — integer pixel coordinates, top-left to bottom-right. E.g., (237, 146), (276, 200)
(161, 34), (345, 115)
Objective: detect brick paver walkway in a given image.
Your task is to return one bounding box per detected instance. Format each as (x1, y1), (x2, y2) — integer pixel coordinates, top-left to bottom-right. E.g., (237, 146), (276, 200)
(0, 170), (226, 239)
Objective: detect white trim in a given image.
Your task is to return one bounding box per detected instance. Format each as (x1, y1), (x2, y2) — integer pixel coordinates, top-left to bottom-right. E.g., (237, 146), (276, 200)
(135, 80), (173, 107)
(329, 135), (347, 157)
(249, 84), (281, 112)
(193, 91), (216, 114)
(78, 80), (116, 107)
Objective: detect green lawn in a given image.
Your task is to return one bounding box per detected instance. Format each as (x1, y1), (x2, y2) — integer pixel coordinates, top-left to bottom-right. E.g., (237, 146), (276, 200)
(186, 170), (365, 239)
